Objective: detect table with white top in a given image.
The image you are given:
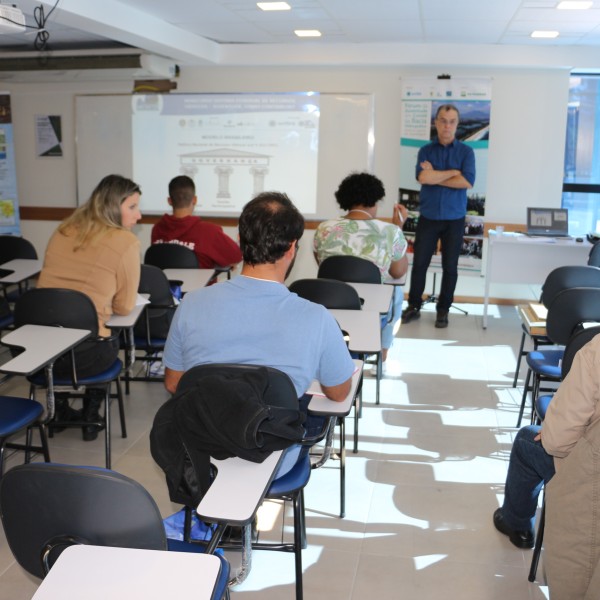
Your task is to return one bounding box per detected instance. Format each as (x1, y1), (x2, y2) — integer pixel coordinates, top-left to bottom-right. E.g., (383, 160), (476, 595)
(31, 545), (223, 600)
(106, 294), (150, 374)
(347, 282), (393, 314)
(0, 324), (91, 420)
(483, 230), (592, 328)
(328, 308), (381, 354)
(0, 258), (42, 284)
(163, 268), (216, 293)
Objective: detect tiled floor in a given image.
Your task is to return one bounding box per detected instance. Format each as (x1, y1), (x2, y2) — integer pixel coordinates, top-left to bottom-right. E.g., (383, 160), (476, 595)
(0, 302), (550, 599)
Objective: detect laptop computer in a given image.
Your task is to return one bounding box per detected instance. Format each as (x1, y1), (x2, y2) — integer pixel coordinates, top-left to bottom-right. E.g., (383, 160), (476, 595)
(526, 207), (571, 237)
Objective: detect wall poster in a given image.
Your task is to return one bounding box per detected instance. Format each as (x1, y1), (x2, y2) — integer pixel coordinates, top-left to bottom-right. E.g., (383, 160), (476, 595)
(0, 93), (20, 235)
(399, 78), (491, 273)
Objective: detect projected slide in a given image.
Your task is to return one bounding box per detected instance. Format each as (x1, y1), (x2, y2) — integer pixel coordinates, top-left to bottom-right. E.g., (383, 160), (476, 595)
(131, 93), (320, 215)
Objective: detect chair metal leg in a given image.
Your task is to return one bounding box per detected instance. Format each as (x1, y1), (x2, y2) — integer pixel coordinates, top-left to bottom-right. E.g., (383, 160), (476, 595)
(353, 389), (360, 454)
(528, 497), (545, 582)
(339, 417), (346, 518)
(513, 330), (527, 388)
(104, 385), (112, 469)
(375, 352), (381, 405)
(517, 368), (532, 428)
(293, 491), (304, 600)
(115, 378), (127, 438)
(37, 423), (51, 463)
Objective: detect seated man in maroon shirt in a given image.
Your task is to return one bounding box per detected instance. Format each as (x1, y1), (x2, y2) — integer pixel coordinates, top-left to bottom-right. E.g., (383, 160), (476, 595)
(151, 175), (242, 269)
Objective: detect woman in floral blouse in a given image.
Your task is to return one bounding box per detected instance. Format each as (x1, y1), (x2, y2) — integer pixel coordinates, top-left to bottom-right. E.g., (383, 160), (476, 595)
(314, 172), (408, 363)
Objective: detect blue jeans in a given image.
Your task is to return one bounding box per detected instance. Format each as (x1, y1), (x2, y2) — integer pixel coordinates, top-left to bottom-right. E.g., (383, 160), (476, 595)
(501, 425), (556, 530)
(381, 287), (404, 350)
(407, 215), (465, 311)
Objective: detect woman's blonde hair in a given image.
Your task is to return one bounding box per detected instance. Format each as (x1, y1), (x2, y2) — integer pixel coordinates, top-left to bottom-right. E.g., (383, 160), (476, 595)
(58, 174), (141, 249)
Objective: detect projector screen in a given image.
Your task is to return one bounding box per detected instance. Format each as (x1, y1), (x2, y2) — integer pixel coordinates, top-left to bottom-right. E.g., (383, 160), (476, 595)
(76, 92), (373, 218)
(131, 92), (319, 215)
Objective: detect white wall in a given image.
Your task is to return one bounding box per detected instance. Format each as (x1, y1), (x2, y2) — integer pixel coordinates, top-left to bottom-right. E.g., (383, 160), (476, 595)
(10, 63), (572, 301)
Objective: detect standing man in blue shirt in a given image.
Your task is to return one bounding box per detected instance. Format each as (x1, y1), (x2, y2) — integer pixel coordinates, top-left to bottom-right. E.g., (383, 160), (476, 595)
(401, 104), (476, 328)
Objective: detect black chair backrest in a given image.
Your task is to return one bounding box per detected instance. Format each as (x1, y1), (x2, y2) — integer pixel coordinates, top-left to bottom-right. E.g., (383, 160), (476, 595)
(546, 287), (600, 345)
(289, 278), (362, 310)
(177, 363), (298, 409)
(144, 243), (199, 269)
(588, 242), (600, 267)
(135, 265), (176, 340)
(561, 325), (600, 379)
(0, 463), (167, 579)
(540, 265), (600, 308)
(0, 235), (37, 261)
(14, 288), (99, 336)
(317, 255), (381, 284)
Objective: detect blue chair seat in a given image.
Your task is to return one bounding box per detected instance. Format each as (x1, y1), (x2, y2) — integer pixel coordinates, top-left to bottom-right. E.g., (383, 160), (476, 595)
(0, 396), (43, 436)
(535, 394), (553, 421)
(267, 453), (311, 497)
(134, 336), (166, 349)
(525, 349), (563, 379)
(29, 359), (123, 387)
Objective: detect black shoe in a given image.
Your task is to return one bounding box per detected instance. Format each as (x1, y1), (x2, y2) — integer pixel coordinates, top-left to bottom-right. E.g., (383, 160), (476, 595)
(51, 396), (82, 434)
(435, 310), (449, 328)
(401, 305), (421, 324)
(493, 508), (534, 549)
(81, 391), (105, 442)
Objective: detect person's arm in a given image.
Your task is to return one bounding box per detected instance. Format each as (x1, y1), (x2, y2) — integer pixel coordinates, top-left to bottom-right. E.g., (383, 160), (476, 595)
(165, 367), (184, 394)
(206, 226), (242, 267)
(112, 237), (140, 316)
(388, 255), (409, 279)
(541, 339), (599, 457)
(321, 378), (352, 402)
(316, 309), (356, 402)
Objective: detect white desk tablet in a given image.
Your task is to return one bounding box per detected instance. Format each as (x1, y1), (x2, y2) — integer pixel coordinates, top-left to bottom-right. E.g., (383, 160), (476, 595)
(32, 545), (222, 600)
(347, 282), (393, 314)
(0, 258), (42, 284)
(328, 309), (381, 354)
(163, 268), (215, 293)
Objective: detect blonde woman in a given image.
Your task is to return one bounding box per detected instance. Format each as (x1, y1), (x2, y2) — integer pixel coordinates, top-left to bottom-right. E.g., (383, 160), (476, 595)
(38, 174), (142, 440)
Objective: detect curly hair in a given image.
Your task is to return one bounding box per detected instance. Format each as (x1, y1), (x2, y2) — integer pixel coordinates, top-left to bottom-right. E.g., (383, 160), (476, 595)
(334, 172), (385, 211)
(239, 192), (304, 265)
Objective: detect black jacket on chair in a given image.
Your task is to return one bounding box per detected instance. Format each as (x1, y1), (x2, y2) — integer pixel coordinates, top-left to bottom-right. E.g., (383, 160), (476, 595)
(150, 367), (305, 506)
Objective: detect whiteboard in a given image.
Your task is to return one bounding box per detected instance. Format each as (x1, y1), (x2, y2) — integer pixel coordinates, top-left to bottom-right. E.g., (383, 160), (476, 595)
(75, 93), (373, 219)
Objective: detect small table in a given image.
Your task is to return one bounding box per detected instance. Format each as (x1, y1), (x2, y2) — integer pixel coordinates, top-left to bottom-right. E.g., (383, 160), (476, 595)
(106, 295), (149, 375)
(328, 309), (381, 354)
(163, 268), (216, 293)
(0, 258), (42, 284)
(483, 231), (591, 328)
(31, 545), (222, 600)
(347, 282), (393, 314)
(0, 324), (91, 421)
(307, 359), (364, 516)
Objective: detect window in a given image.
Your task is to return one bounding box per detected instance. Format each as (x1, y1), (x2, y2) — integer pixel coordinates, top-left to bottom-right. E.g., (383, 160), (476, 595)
(562, 74), (600, 236)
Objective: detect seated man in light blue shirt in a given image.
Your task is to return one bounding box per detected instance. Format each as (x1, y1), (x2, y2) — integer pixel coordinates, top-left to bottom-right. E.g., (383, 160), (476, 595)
(163, 191), (355, 409)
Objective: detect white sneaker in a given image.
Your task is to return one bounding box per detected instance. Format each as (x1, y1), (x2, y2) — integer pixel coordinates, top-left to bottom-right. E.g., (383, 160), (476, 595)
(369, 362), (387, 377)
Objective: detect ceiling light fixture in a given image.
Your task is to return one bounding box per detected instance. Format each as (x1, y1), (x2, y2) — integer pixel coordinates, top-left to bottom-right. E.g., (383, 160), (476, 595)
(257, 2), (291, 10)
(295, 29), (322, 37)
(557, 1), (593, 9)
(531, 30), (560, 38)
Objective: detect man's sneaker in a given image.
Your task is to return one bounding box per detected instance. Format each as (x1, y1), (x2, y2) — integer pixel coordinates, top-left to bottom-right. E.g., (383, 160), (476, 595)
(401, 305), (421, 324)
(435, 310), (449, 328)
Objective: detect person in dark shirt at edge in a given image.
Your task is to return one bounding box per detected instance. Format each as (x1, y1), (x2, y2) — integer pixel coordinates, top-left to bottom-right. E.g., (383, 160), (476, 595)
(401, 104), (476, 329)
(151, 175), (242, 269)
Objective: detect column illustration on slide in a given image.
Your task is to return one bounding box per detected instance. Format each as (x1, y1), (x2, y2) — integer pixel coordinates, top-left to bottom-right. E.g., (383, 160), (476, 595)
(178, 148), (271, 208)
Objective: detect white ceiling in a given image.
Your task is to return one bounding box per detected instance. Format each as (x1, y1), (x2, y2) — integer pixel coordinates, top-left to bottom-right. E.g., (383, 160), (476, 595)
(5, 0), (600, 66)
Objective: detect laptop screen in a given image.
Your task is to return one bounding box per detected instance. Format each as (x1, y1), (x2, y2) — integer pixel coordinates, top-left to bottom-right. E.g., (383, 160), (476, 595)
(526, 207), (569, 236)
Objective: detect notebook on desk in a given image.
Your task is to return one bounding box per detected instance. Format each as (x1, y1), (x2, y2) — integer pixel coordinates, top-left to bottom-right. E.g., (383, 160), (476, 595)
(526, 207), (570, 238)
